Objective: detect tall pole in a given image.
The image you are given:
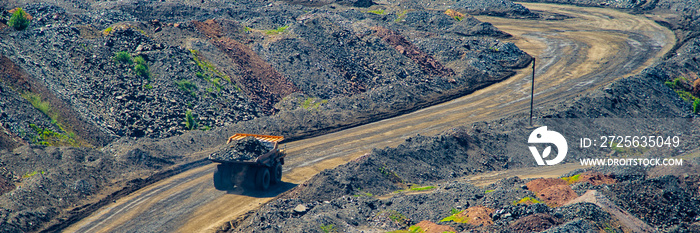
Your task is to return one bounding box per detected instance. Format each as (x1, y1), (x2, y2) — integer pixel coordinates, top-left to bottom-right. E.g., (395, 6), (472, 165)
(530, 58), (536, 126)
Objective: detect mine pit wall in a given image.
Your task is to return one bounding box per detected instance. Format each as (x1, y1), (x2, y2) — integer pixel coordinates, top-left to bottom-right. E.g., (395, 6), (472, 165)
(0, 55), (114, 149)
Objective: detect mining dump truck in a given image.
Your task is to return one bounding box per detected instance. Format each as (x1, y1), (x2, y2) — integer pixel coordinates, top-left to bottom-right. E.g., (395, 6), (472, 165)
(208, 133), (285, 191)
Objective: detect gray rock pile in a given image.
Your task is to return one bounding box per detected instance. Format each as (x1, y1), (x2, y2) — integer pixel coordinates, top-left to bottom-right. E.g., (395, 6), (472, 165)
(210, 137), (270, 162)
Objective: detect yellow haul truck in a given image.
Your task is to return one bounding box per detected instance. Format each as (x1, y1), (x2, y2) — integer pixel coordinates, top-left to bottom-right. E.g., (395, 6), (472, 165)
(208, 134), (285, 190)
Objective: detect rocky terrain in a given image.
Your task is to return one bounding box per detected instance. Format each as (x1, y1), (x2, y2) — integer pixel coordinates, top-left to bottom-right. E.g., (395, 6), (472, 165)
(0, 0), (538, 231)
(228, 0), (700, 232)
(0, 0), (698, 232)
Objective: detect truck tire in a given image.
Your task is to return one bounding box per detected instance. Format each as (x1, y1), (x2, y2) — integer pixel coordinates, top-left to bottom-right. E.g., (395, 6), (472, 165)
(255, 167), (270, 191)
(271, 163), (283, 184)
(214, 165), (233, 190)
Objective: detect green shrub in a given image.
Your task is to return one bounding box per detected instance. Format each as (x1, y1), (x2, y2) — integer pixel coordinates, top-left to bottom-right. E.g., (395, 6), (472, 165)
(320, 224), (336, 233)
(367, 9), (385, 15)
(113, 51), (133, 64)
(184, 110), (198, 130)
(22, 170), (45, 179)
(694, 99), (700, 114)
(8, 8), (31, 31)
(409, 185), (436, 191)
(104, 27), (113, 34)
(176, 80), (197, 97)
(264, 25), (289, 35)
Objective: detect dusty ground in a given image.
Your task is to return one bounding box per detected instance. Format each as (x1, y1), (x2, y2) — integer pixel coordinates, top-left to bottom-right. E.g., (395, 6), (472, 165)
(63, 3), (675, 232)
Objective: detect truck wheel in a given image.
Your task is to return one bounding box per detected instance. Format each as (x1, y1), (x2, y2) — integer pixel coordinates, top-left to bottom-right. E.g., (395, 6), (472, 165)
(214, 165), (233, 190)
(271, 163), (283, 184)
(255, 167), (270, 191)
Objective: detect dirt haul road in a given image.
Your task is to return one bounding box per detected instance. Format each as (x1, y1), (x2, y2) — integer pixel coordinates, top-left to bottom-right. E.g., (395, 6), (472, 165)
(65, 3), (674, 233)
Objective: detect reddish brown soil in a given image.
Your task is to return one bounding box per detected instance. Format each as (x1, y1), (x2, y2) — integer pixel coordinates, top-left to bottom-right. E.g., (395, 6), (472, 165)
(577, 171), (616, 185)
(536, 185), (579, 207)
(525, 178), (567, 194)
(373, 26), (455, 77)
(509, 213), (562, 232)
(461, 206), (495, 226)
(193, 19), (299, 113)
(414, 220), (456, 233)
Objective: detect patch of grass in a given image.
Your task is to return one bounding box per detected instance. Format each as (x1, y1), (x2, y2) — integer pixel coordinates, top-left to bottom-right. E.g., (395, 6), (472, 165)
(561, 174), (581, 184)
(22, 92), (54, 120)
(513, 196), (542, 205)
(190, 50), (234, 93)
(184, 110), (198, 130)
(320, 224), (337, 233)
(243, 26), (252, 32)
(143, 83), (153, 90)
(485, 189), (495, 193)
(378, 164), (403, 184)
(394, 10), (408, 22)
(133, 56), (151, 79)
(22, 170), (45, 179)
(300, 97), (328, 110)
(388, 211), (409, 224)
(113, 51), (133, 64)
(264, 25), (289, 35)
(440, 210), (469, 223)
(8, 8), (31, 31)
(103, 26), (113, 34)
(665, 77), (700, 114)
(29, 124), (79, 147)
(410, 185), (436, 191)
(445, 9), (464, 21)
(175, 79), (198, 97)
(367, 9), (386, 15)
(609, 142), (648, 156)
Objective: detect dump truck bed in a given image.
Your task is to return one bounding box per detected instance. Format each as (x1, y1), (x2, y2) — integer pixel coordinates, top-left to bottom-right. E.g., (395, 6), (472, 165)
(208, 134), (284, 165)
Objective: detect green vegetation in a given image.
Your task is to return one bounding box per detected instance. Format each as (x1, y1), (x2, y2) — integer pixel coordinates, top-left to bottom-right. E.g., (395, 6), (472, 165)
(243, 26), (252, 32)
(176, 80), (198, 97)
(184, 110), (198, 130)
(561, 174), (581, 184)
(22, 170), (45, 179)
(608, 142), (648, 155)
(367, 9), (386, 15)
(378, 164), (403, 184)
(22, 92), (54, 121)
(513, 196), (542, 205)
(388, 210), (409, 225)
(440, 210), (469, 223)
(29, 124), (79, 147)
(112, 52), (151, 79)
(143, 83), (153, 90)
(485, 189), (495, 193)
(665, 77), (700, 114)
(113, 51), (133, 64)
(8, 8), (31, 31)
(190, 50), (235, 95)
(320, 224), (337, 233)
(394, 10), (408, 22)
(410, 186), (435, 191)
(264, 25), (289, 35)
(489, 46), (499, 52)
(133, 56), (151, 79)
(300, 97), (328, 110)
(104, 26), (113, 34)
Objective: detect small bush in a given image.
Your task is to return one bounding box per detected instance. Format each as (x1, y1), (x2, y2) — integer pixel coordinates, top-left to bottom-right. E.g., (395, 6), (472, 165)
(367, 9), (385, 15)
(561, 174), (581, 184)
(320, 224), (336, 233)
(184, 110), (198, 130)
(176, 80), (197, 97)
(8, 8), (31, 31)
(264, 25), (289, 35)
(694, 99), (700, 114)
(113, 51), (133, 64)
(409, 185), (435, 191)
(133, 56), (151, 78)
(104, 27), (113, 34)
(513, 196), (542, 205)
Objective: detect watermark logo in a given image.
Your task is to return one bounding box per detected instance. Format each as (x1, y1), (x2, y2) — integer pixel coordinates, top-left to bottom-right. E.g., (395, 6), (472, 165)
(528, 126), (568, 166)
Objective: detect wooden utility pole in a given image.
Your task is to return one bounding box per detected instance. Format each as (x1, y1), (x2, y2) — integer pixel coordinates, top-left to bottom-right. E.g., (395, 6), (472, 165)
(530, 58), (536, 126)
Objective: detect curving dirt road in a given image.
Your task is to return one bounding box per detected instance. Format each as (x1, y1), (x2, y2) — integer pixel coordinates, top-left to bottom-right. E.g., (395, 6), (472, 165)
(64, 3), (674, 233)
